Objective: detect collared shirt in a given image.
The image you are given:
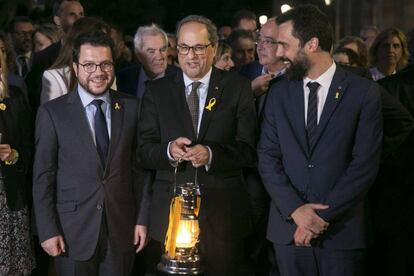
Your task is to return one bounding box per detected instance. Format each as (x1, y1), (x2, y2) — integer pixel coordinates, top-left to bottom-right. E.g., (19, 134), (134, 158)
(166, 68), (213, 169)
(77, 85), (111, 144)
(16, 51), (32, 77)
(182, 67), (212, 133)
(261, 65), (286, 78)
(369, 66), (395, 81)
(303, 61), (336, 125)
(136, 67), (165, 99)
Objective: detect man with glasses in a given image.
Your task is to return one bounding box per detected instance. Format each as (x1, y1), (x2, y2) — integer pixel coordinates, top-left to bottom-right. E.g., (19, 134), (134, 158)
(240, 17), (286, 276)
(139, 15), (257, 275)
(116, 24), (178, 100)
(8, 16), (34, 78)
(33, 30), (147, 276)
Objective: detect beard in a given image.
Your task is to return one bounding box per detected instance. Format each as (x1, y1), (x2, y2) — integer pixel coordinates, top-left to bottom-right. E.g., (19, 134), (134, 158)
(78, 74), (114, 96)
(286, 50), (311, 81)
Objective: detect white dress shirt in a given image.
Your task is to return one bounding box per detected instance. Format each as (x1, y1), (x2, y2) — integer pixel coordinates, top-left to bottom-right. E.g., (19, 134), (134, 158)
(303, 61), (336, 125)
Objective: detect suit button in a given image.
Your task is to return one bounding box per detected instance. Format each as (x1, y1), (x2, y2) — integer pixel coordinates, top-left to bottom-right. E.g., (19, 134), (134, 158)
(308, 164), (314, 168)
(96, 204), (102, 210)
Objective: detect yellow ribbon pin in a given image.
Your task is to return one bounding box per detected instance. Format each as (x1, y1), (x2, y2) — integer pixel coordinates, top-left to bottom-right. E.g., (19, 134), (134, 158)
(335, 92), (340, 99)
(205, 98), (216, 111)
(0, 103), (6, 111)
(114, 102), (121, 110)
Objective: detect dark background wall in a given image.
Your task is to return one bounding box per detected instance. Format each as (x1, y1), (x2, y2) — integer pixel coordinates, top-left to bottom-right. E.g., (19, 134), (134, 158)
(1, 0), (413, 40)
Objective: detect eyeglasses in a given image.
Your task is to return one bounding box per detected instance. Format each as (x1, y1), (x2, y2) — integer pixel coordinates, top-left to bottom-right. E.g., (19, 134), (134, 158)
(177, 43), (213, 55)
(255, 37), (277, 47)
(77, 61), (114, 73)
(13, 31), (34, 38)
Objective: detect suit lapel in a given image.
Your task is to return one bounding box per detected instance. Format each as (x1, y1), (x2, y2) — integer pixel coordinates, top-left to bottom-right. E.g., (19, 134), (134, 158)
(106, 90), (124, 174)
(66, 90), (103, 169)
(287, 80), (309, 156)
(173, 73), (196, 140)
(198, 68), (224, 141)
(310, 66), (348, 153)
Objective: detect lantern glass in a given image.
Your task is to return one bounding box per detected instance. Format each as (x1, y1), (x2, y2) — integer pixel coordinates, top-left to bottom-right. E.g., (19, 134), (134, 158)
(175, 216), (199, 248)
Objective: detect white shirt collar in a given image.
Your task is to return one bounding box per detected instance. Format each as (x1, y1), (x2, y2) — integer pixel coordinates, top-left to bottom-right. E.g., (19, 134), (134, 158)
(183, 67), (213, 89)
(304, 61), (336, 88)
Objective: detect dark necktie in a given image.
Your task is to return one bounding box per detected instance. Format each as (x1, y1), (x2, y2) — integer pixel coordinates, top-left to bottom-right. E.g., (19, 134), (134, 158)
(91, 99), (109, 166)
(19, 56), (28, 77)
(306, 82), (320, 149)
(187, 82), (201, 136)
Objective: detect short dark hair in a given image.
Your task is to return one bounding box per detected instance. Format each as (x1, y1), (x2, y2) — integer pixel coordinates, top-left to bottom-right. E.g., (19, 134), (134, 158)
(72, 30), (114, 63)
(333, 47), (360, 66)
(9, 16), (33, 32)
(276, 4), (333, 52)
(226, 29), (255, 47)
(231, 10), (256, 29)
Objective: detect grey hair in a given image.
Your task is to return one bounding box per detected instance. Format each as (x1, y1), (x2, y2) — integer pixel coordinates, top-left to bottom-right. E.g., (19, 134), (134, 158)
(176, 15), (218, 44)
(133, 23), (168, 50)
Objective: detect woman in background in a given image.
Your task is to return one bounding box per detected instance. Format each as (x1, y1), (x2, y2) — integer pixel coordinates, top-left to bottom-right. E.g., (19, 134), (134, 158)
(214, 41), (235, 71)
(369, 27), (409, 81)
(33, 23), (61, 53)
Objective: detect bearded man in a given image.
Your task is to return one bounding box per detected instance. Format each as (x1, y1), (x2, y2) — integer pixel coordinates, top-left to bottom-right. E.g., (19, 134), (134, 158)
(257, 5), (383, 276)
(33, 30), (147, 276)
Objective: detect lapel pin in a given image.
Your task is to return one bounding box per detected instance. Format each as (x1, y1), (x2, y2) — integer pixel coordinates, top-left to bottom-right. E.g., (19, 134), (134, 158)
(215, 86), (219, 90)
(0, 103), (6, 111)
(114, 102), (121, 110)
(205, 98), (216, 111)
(335, 86), (342, 100)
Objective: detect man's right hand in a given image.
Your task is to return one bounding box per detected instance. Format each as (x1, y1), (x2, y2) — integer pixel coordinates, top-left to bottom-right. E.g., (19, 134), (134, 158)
(252, 74), (273, 97)
(169, 137), (192, 161)
(291, 203), (329, 235)
(41, 235), (66, 256)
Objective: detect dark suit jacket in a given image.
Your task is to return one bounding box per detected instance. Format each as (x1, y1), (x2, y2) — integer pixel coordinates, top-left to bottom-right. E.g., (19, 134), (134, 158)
(25, 41), (62, 112)
(1, 85), (33, 211)
(33, 89), (143, 261)
(258, 66), (383, 249)
(116, 63), (179, 98)
(138, 67), (257, 242)
(240, 61), (285, 120)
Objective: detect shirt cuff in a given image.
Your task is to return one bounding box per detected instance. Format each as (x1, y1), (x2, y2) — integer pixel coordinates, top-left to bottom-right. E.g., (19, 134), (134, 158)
(167, 141), (179, 167)
(205, 146), (212, 171)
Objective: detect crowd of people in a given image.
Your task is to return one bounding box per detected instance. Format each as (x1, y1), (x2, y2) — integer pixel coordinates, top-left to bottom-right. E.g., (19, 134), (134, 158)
(1, 0), (414, 276)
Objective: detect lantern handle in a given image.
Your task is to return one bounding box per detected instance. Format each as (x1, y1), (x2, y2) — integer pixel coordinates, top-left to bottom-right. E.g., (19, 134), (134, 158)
(173, 158), (199, 195)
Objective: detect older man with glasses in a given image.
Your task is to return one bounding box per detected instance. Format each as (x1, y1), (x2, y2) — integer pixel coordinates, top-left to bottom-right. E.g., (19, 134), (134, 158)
(138, 14), (257, 276)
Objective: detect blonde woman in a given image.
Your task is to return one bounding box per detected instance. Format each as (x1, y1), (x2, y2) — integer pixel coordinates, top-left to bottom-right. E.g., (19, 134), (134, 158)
(0, 47), (35, 275)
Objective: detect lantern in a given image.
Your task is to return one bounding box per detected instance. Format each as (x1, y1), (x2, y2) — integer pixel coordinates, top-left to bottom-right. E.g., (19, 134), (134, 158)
(158, 182), (203, 275)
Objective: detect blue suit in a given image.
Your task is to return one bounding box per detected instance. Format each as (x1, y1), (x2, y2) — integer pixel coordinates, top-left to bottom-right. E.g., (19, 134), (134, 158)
(258, 66), (382, 272)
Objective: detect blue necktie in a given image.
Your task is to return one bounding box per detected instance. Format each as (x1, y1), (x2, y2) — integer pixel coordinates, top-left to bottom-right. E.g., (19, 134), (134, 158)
(306, 82), (320, 149)
(91, 99), (109, 166)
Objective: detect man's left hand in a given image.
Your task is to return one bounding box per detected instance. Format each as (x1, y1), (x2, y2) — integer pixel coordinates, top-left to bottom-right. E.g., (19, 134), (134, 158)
(134, 225), (148, 253)
(293, 226), (318, 247)
(183, 144), (210, 168)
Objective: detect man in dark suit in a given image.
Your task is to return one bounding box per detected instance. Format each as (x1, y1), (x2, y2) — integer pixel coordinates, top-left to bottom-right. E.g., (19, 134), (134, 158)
(116, 24), (178, 99)
(367, 64), (414, 276)
(138, 15), (257, 276)
(258, 5), (383, 276)
(33, 30), (147, 276)
(240, 17), (286, 276)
